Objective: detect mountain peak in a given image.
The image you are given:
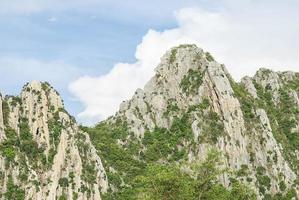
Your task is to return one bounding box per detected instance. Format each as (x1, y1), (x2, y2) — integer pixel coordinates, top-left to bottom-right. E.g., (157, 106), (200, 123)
(21, 81), (64, 112)
(0, 81), (108, 199)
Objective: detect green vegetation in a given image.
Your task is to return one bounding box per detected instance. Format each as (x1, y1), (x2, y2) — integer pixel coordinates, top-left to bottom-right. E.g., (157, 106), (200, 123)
(253, 79), (299, 173)
(5, 175), (25, 200)
(169, 48), (177, 64)
(82, 162), (97, 185)
(279, 181), (286, 192)
(48, 111), (63, 147)
(2, 99), (10, 126)
(59, 177), (69, 188)
(129, 163), (195, 200)
(236, 164), (249, 177)
(112, 150), (256, 200)
(0, 127), (18, 167)
(187, 98), (224, 144)
(163, 99), (179, 116)
(48, 111), (63, 166)
(198, 111), (224, 144)
(230, 80), (255, 121)
(142, 114), (193, 162)
(10, 96), (21, 107)
(85, 115), (251, 200)
(58, 194), (67, 200)
(0, 117), (45, 170)
(205, 52), (215, 62)
(256, 166), (271, 195)
(180, 69), (205, 95)
(74, 132), (98, 192)
(83, 120), (145, 190)
(19, 118), (42, 162)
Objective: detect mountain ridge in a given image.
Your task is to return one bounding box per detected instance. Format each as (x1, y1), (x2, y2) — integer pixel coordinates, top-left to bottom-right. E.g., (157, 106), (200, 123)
(0, 44), (298, 199)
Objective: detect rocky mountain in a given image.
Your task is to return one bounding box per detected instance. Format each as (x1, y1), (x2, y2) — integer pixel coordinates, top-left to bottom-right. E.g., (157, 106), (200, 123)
(0, 81), (108, 200)
(0, 44), (298, 200)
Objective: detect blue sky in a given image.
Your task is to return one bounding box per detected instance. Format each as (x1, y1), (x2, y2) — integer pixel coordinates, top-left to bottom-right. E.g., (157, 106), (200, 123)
(0, 0), (299, 124)
(0, 0), (179, 114)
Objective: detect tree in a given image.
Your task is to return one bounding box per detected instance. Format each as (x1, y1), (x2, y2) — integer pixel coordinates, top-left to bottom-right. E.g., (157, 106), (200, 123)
(132, 164), (195, 200)
(126, 149), (256, 200)
(5, 176), (25, 200)
(189, 149), (225, 199)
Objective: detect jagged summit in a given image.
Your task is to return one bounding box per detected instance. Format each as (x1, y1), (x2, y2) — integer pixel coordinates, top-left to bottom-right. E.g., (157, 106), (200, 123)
(154, 44), (216, 77)
(0, 81), (108, 199)
(103, 45), (299, 199)
(0, 45), (298, 200)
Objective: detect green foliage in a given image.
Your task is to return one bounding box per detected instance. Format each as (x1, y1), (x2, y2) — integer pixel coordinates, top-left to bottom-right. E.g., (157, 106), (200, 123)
(73, 192), (78, 200)
(48, 112), (63, 148)
(3, 146), (15, 162)
(2, 99), (10, 126)
(58, 193), (67, 200)
(187, 98), (225, 144)
(229, 182), (257, 200)
(58, 177), (69, 187)
(87, 107), (227, 199)
(279, 181), (286, 192)
(5, 175), (25, 200)
(0, 127), (18, 165)
(169, 48), (177, 64)
(205, 52), (215, 62)
(47, 111), (63, 167)
(142, 114), (193, 162)
(256, 166), (271, 194)
(117, 150), (256, 200)
(236, 164), (249, 177)
(199, 111), (224, 144)
(132, 164), (195, 200)
(272, 189), (297, 200)
(19, 118), (41, 161)
(163, 99), (179, 116)
(82, 163), (97, 185)
(230, 79), (255, 120)
(10, 96), (21, 107)
(180, 69), (204, 95)
(188, 150), (229, 199)
(199, 98), (210, 110)
(85, 119), (145, 189)
(253, 79), (299, 173)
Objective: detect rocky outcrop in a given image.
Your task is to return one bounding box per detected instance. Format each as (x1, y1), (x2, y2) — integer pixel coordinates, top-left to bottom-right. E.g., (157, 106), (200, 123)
(0, 44), (298, 200)
(0, 94), (4, 141)
(109, 45), (299, 199)
(0, 81), (108, 200)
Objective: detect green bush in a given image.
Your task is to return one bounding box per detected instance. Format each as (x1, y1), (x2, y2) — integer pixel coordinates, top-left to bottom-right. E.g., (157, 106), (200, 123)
(169, 48), (177, 64)
(5, 175), (25, 200)
(2, 100), (10, 126)
(58, 177), (69, 188)
(180, 69), (204, 95)
(205, 52), (215, 62)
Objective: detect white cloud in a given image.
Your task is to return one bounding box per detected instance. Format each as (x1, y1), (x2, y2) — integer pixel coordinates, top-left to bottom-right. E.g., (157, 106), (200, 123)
(69, 5), (299, 124)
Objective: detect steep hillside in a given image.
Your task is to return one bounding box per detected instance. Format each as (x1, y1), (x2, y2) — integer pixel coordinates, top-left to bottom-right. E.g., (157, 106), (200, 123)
(0, 81), (108, 200)
(86, 44), (299, 200)
(0, 44), (298, 200)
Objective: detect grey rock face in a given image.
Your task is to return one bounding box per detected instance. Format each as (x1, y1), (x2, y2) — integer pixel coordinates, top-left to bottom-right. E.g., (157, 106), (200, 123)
(0, 81), (108, 200)
(111, 45), (299, 199)
(0, 44), (298, 199)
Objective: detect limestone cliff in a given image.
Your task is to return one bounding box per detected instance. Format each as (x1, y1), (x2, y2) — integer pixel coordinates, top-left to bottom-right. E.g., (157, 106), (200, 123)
(0, 81), (108, 200)
(1, 44), (298, 200)
(95, 45), (298, 199)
